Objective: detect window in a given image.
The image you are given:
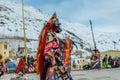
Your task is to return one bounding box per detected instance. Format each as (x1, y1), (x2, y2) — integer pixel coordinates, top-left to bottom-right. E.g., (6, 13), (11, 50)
(4, 44), (7, 49)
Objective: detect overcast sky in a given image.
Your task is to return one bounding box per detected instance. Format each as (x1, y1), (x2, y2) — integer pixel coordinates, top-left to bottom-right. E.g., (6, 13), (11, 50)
(13, 0), (120, 32)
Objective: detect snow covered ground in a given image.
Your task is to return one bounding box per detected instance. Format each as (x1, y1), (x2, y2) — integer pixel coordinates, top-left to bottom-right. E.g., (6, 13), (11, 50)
(1, 68), (120, 80)
(0, 0), (120, 55)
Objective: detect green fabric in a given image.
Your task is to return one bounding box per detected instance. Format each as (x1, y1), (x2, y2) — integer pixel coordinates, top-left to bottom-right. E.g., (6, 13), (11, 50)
(102, 62), (108, 68)
(108, 62), (112, 66)
(116, 56), (118, 59)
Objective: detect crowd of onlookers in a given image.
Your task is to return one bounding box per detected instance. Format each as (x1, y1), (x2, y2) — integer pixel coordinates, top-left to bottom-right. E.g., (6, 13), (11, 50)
(102, 54), (120, 68)
(26, 55), (36, 72)
(72, 60), (90, 70)
(0, 53), (37, 76)
(1, 52), (120, 75)
(27, 55), (35, 67)
(71, 54), (120, 70)
(0, 54), (7, 77)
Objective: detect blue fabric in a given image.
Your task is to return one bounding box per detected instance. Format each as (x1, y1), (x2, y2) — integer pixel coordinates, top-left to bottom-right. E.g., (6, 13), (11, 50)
(68, 77), (73, 80)
(41, 60), (52, 80)
(118, 57), (120, 61)
(6, 61), (17, 69)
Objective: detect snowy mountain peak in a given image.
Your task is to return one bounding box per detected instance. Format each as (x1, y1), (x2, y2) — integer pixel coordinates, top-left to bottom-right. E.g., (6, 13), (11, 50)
(0, 0), (120, 54)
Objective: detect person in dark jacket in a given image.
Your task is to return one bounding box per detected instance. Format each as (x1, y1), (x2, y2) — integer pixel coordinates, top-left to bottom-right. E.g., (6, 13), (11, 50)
(108, 56), (113, 67)
(103, 54), (108, 68)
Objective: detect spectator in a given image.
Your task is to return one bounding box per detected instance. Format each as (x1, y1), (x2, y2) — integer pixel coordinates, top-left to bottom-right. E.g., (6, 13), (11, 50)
(72, 61), (76, 69)
(103, 54), (108, 68)
(0, 54), (4, 77)
(108, 56), (113, 67)
(115, 59), (119, 68)
(81, 60), (86, 69)
(31, 56), (34, 63)
(27, 55), (31, 67)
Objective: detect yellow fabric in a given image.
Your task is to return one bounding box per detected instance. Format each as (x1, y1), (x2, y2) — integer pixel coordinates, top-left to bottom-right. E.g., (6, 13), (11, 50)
(0, 56), (6, 71)
(2, 56), (4, 62)
(49, 12), (57, 20)
(64, 38), (72, 67)
(48, 12), (57, 26)
(46, 51), (56, 65)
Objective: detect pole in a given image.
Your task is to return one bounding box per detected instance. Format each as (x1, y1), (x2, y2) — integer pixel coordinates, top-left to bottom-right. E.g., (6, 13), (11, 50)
(22, 0), (27, 63)
(113, 41), (116, 50)
(114, 42), (115, 50)
(90, 20), (97, 50)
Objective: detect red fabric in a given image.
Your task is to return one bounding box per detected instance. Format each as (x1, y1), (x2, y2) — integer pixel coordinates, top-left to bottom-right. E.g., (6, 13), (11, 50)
(38, 21), (59, 76)
(38, 25), (50, 77)
(16, 58), (26, 73)
(44, 41), (59, 53)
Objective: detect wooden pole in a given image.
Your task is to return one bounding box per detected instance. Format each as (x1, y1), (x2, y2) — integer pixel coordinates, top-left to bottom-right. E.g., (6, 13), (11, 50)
(22, 0), (27, 63)
(90, 20), (97, 50)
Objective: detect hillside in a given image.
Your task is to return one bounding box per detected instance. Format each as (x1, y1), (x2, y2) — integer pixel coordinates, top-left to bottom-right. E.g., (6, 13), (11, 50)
(0, 0), (120, 55)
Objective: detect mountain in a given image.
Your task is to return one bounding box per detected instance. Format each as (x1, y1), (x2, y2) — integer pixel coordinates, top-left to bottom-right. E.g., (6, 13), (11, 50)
(0, 0), (120, 56)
